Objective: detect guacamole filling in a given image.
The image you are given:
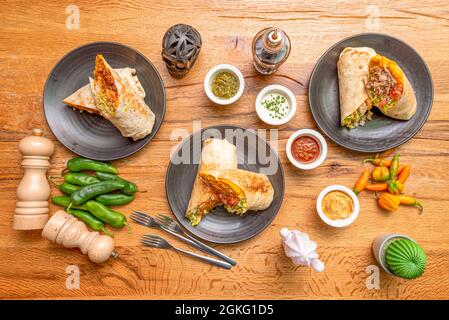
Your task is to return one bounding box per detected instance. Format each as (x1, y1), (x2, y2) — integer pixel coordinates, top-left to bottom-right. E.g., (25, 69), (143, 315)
(343, 102), (373, 129)
(224, 198), (248, 215)
(186, 200), (217, 226)
(186, 207), (203, 227)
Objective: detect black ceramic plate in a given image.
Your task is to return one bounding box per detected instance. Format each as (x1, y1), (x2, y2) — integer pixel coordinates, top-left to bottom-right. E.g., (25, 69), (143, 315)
(309, 33), (433, 153)
(43, 42), (166, 160)
(165, 125), (285, 244)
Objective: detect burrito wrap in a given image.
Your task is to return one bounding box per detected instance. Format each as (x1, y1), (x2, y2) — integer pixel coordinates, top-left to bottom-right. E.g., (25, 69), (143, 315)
(199, 169), (274, 215)
(186, 138), (237, 226)
(90, 55), (155, 141)
(337, 47), (377, 128)
(63, 68), (145, 114)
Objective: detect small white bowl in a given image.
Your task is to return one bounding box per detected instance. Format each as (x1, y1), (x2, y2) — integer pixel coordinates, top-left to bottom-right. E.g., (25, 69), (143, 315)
(286, 129), (327, 170)
(255, 85), (297, 125)
(204, 64), (244, 105)
(316, 185), (360, 228)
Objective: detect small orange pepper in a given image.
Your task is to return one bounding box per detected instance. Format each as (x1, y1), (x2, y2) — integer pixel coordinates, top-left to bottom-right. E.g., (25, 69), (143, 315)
(366, 183), (388, 191)
(398, 165), (411, 184)
(378, 192), (401, 211)
(354, 168), (370, 195)
(377, 193), (423, 214)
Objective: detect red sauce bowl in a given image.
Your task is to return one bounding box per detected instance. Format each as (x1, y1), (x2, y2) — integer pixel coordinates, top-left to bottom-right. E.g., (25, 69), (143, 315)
(286, 129), (327, 170)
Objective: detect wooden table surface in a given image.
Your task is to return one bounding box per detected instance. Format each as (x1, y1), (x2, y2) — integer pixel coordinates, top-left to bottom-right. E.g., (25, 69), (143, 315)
(1, 0), (448, 300)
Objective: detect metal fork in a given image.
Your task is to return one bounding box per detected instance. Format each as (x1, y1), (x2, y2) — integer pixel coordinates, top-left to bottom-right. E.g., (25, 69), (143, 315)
(131, 211), (236, 266)
(155, 213), (237, 267)
(131, 211), (201, 249)
(141, 235), (232, 269)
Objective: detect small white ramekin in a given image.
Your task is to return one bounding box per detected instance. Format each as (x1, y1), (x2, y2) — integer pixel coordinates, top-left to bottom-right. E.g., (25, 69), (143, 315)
(255, 85), (297, 125)
(286, 129), (327, 170)
(316, 185), (360, 228)
(204, 64), (244, 105)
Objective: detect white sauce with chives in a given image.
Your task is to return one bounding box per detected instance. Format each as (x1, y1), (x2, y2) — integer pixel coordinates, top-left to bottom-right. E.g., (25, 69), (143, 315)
(261, 93), (290, 120)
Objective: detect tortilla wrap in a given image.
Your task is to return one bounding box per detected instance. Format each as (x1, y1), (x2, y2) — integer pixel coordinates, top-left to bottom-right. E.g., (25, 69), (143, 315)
(337, 47), (377, 128)
(186, 138), (237, 226)
(199, 169), (274, 215)
(63, 68), (145, 114)
(90, 55), (155, 141)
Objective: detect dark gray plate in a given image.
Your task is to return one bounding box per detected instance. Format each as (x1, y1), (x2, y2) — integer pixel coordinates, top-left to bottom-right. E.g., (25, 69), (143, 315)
(165, 125), (285, 244)
(309, 33), (433, 153)
(43, 42), (166, 160)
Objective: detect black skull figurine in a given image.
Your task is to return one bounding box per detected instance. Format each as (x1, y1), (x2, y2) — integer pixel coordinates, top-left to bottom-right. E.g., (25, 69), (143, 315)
(162, 24), (202, 78)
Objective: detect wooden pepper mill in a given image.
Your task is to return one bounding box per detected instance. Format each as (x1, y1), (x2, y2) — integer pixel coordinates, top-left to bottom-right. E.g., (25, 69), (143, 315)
(42, 210), (118, 264)
(14, 128), (54, 230)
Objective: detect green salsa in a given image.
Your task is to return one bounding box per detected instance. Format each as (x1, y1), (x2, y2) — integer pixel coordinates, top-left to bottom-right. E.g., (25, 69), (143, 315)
(211, 72), (239, 99)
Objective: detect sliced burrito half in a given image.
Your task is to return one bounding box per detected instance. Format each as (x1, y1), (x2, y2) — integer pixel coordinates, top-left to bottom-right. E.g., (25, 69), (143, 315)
(90, 55), (155, 141)
(186, 138), (237, 226)
(337, 47), (377, 129)
(366, 54), (417, 120)
(63, 68), (146, 115)
(199, 169), (274, 215)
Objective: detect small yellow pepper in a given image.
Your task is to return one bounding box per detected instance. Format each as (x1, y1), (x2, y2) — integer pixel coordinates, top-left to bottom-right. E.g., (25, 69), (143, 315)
(378, 193), (423, 214)
(372, 165), (390, 182)
(388, 179), (405, 195)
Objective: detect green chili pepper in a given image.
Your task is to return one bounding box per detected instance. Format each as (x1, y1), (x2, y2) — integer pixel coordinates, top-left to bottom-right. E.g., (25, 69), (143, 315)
(68, 208), (113, 237)
(66, 157), (118, 174)
(52, 196), (88, 211)
(95, 172), (137, 195)
(96, 193), (135, 206)
(64, 172), (100, 186)
(70, 180), (125, 205)
(389, 154), (401, 180)
(59, 182), (80, 195)
(86, 200), (127, 229)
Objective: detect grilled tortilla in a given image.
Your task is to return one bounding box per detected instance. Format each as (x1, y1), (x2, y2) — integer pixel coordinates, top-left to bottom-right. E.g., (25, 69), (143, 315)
(338, 47), (377, 129)
(186, 138), (237, 226)
(90, 55), (155, 141)
(199, 169), (274, 215)
(366, 54), (416, 120)
(63, 68), (145, 115)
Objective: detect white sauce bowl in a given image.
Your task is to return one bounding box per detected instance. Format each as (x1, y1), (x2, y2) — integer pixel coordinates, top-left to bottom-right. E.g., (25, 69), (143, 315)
(255, 85), (296, 125)
(286, 129), (327, 170)
(204, 64), (245, 105)
(316, 185), (360, 228)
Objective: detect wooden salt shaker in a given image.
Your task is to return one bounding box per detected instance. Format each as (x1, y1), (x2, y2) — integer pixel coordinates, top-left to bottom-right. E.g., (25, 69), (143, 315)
(42, 210), (118, 264)
(13, 129), (54, 230)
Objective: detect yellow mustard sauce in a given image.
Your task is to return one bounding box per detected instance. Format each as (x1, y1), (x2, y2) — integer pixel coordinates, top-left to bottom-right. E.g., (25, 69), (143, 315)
(321, 191), (354, 220)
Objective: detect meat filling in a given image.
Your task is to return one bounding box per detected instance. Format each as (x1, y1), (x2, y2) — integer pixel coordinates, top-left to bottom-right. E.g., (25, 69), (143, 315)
(367, 66), (403, 111)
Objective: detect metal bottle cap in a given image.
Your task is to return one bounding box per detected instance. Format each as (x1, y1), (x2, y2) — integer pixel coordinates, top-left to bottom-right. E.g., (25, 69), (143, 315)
(267, 30), (283, 45)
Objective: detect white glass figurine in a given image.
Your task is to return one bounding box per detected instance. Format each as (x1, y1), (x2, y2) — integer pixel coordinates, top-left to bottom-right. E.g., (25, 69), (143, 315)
(280, 227), (325, 272)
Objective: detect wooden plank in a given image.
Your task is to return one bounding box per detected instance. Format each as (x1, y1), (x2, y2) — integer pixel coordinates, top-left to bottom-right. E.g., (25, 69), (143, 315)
(0, 0), (448, 299)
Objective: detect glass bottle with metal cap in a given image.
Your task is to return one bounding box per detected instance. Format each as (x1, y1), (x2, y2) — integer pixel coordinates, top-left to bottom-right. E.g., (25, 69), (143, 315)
(252, 27), (291, 75)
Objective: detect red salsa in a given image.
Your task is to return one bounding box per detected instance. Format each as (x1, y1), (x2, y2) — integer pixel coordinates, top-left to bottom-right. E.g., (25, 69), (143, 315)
(291, 135), (320, 163)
